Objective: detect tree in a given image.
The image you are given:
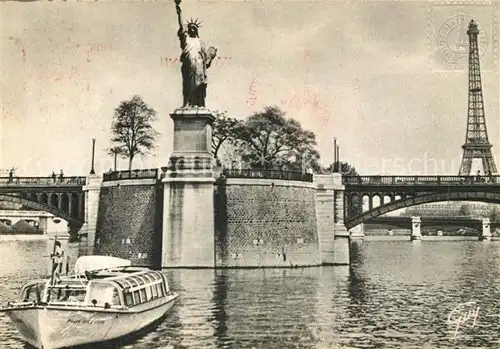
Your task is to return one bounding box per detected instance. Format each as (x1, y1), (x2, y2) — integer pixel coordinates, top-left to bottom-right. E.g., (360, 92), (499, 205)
(233, 106), (319, 171)
(321, 161), (359, 176)
(107, 146), (126, 171)
(211, 112), (243, 160)
(110, 95), (159, 171)
(458, 204), (472, 216)
(489, 206), (500, 222)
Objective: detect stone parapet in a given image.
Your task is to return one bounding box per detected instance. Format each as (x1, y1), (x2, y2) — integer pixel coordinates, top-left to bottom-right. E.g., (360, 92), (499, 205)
(215, 179), (320, 267)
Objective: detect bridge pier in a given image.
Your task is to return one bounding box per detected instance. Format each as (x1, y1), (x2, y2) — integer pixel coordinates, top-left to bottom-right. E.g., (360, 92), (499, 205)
(411, 216), (422, 241)
(315, 174), (350, 265)
(81, 174), (102, 255)
(333, 182), (350, 265)
(161, 108), (216, 268)
(480, 218), (491, 241)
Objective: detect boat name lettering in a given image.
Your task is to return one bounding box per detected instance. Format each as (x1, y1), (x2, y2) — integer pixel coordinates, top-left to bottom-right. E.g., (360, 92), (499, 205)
(67, 318), (107, 324)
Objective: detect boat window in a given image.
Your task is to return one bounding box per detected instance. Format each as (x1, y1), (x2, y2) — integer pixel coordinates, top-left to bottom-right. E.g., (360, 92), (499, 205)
(142, 273), (154, 283)
(139, 288), (147, 302)
(132, 275), (145, 287)
(145, 286), (152, 301)
(22, 285), (39, 302)
(124, 292), (134, 306)
(156, 283), (164, 297)
(114, 279), (130, 291)
(151, 284), (158, 299)
(160, 274), (170, 293)
(127, 277), (140, 287)
(133, 290), (141, 304)
(87, 283), (121, 306)
(46, 287), (64, 302)
(61, 288), (87, 302)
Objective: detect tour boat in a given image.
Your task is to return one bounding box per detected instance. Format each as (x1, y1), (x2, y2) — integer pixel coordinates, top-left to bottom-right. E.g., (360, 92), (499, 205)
(0, 255), (179, 349)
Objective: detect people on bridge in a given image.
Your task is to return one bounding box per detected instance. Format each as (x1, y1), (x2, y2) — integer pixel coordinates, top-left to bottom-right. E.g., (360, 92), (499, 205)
(476, 170), (482, 183)
(59, 169), (64, 182)
(51, 171), (57, 182)
(8, 169), (13, 183)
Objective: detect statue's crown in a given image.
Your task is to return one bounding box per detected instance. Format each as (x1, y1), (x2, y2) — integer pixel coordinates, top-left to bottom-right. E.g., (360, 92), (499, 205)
(187, 18), (202, 29)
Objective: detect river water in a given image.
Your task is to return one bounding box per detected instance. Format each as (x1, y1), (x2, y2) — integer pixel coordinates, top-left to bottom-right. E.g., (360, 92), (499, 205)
(0, 238), (499, 349)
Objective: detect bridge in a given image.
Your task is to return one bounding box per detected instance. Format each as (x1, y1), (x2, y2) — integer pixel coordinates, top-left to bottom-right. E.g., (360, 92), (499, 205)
(342, 175), (500, 229)
(0, 176), (87, 230)
(365, 216), (500, 231)
(2, 173), (500, 234)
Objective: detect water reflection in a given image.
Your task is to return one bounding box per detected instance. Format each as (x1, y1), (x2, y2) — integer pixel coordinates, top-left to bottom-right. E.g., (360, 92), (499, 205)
(212, 271), (229, 348)
(1, 240), (500, 348)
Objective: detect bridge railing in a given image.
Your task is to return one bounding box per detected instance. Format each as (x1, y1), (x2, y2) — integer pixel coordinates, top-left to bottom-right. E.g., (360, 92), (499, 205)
(343, 175), (500, 185)
(0, 176), (87, 186)
(102, 168), (159, 182)
(221, 168), (314, 183)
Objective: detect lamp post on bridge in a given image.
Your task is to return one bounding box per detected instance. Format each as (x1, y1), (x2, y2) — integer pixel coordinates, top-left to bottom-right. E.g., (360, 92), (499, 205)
(333, 137), (340, 173)
(90, 138), (96, 175)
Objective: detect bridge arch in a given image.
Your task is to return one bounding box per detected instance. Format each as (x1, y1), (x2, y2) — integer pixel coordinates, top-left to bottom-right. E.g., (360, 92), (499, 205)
(0, 194), (84, 228)
(345, 191), (500, 229)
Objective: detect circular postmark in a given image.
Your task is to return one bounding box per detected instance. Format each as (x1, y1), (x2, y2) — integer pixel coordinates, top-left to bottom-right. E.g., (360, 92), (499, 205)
(437, 13), (488, 66)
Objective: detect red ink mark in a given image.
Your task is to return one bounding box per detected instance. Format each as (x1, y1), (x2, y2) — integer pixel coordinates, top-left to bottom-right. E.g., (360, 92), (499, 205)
(304, 51), (314, 61)
(303, 50), (323, 63)
(281, 88), (329, 124)
(247, 77), (258, 107)
(161, 56), (232, 67)
(353, 78), (362, 119)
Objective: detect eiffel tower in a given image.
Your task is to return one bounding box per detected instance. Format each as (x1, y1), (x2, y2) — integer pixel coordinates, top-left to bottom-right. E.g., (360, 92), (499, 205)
(458, 20), (497, 176)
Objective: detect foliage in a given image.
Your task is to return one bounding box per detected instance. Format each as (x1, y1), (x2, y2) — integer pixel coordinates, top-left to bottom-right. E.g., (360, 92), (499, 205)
(231, 106), (320, 171)
(110, 95), (159, 171)
(107, 146), (126, 157)
(489, 206), (500, 222)
(320, 161), (359, 176)
(458, 204), (472, 216)
(211, 112), (243, 160)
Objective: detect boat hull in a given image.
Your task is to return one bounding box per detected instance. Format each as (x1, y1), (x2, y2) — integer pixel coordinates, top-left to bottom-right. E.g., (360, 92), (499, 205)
(4, 294), (178, 349)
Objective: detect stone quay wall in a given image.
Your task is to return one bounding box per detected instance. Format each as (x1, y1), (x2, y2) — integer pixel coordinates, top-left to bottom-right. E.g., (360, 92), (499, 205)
(94, 179), (163, 268)
(215, 178), (321, 267)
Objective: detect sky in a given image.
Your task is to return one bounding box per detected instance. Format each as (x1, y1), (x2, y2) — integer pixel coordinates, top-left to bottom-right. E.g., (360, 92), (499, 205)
(1, 1), (499, 176)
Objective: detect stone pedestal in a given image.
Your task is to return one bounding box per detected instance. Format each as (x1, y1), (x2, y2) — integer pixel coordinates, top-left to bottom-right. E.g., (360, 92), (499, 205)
(162, 108), (216, 268)
(411, 216), (422, 241)
(38, 217), (48, 234)
(81, 174), (102, 255)
(480, 218), (491, 241)
(350, 223), (365, 240)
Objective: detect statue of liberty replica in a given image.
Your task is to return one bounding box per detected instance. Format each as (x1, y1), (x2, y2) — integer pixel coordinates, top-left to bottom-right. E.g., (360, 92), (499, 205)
(162, 1), (219, 268)
(175, 0), (217, 108)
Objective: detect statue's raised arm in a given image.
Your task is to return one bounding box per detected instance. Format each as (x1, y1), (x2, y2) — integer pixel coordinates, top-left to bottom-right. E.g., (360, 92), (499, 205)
(175, 0), (183, 32)
(173, 0), (217, 108)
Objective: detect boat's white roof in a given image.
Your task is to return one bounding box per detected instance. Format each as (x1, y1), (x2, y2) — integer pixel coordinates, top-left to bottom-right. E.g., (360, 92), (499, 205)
(74, 256), (131, 274)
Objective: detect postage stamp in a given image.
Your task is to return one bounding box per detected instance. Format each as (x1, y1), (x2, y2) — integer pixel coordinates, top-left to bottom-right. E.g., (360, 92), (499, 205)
(427, 2), (498, 73)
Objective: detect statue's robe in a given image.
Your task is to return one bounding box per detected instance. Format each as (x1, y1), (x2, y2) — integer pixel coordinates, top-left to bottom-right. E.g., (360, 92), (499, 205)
(178, 27), (208, 107)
